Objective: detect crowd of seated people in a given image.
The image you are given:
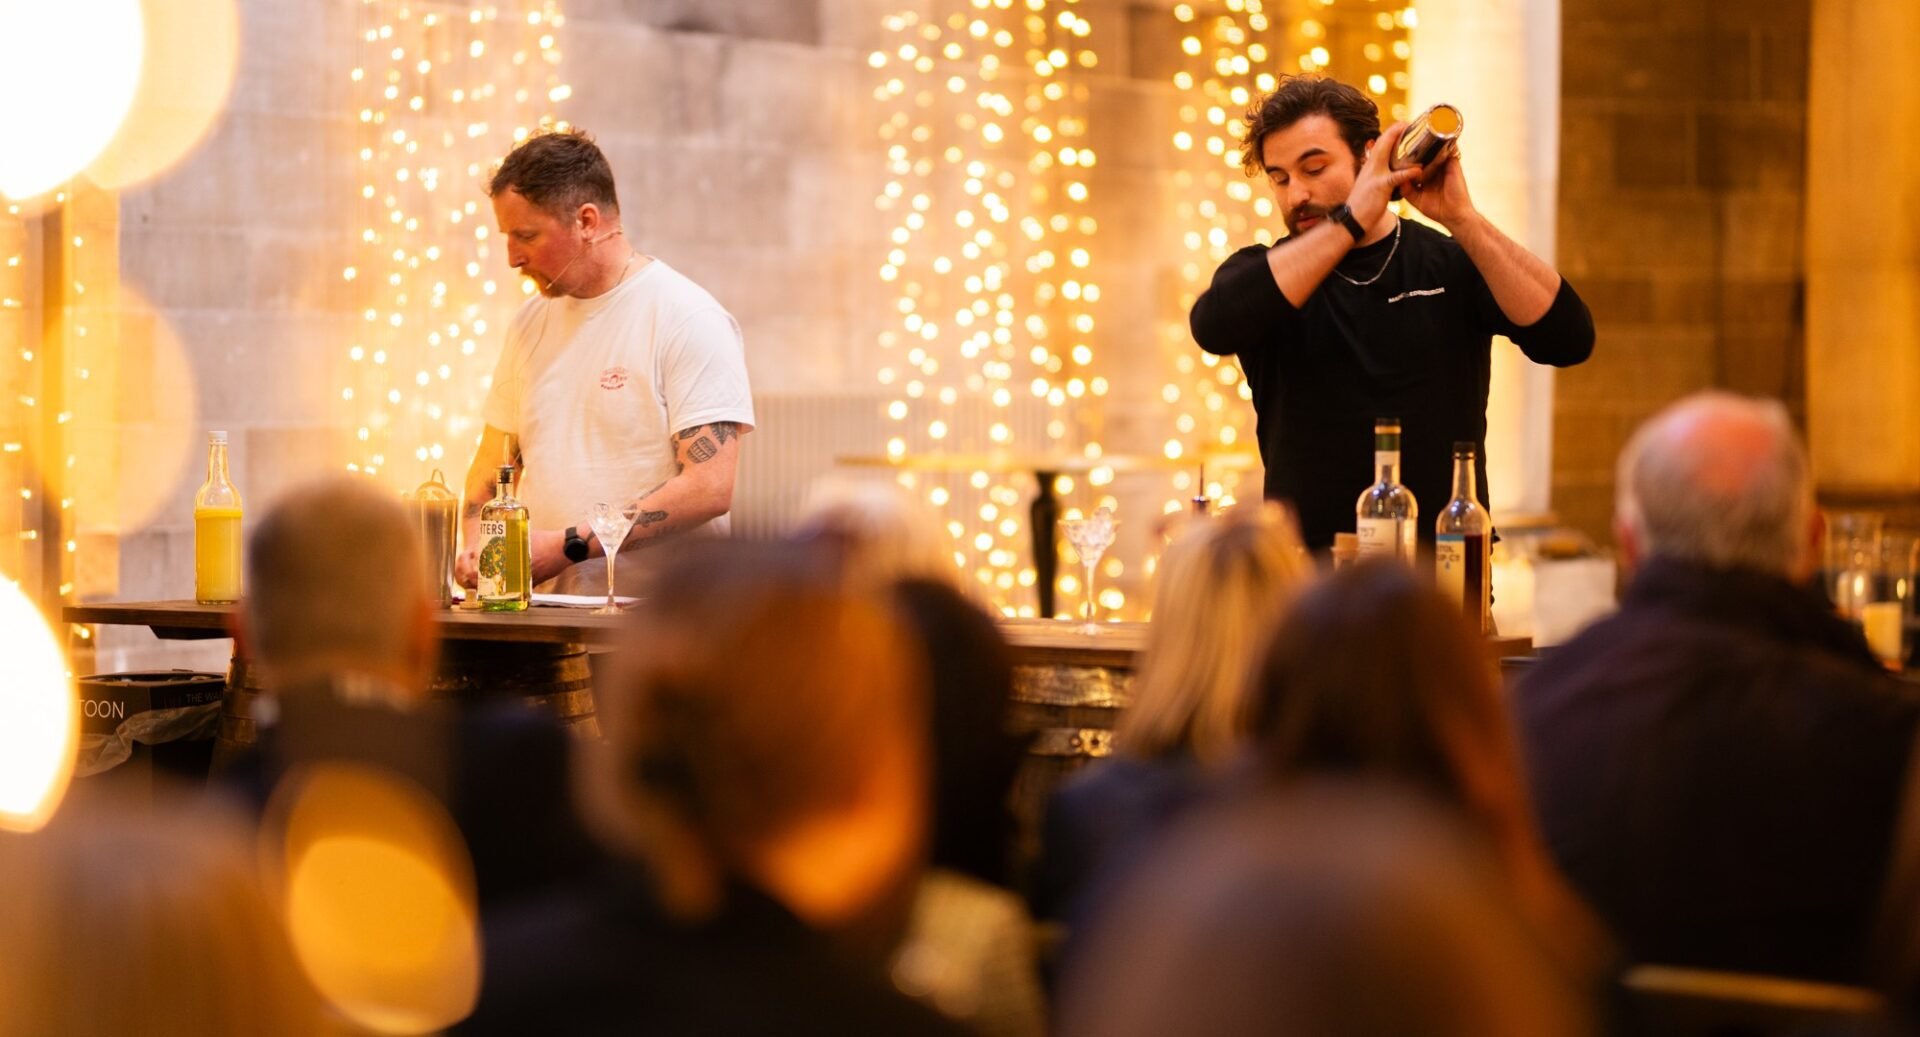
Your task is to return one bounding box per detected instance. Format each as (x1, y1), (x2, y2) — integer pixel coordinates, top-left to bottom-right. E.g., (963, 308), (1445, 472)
(7, 389), (1920, 1036)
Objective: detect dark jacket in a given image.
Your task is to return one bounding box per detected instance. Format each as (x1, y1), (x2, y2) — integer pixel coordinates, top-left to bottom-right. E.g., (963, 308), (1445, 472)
(1515, 558), (1920, 982)
(1037, 755), (1209, 928)
(461, 873), (972, 1037)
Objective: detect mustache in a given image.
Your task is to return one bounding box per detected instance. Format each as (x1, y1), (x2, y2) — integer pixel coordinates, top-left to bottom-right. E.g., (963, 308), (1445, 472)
(1290, 203), (1330, 225)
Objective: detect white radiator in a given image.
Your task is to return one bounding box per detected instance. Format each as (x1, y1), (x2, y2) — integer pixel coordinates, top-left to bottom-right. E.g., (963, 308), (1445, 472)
(732, 391), (1052, 542)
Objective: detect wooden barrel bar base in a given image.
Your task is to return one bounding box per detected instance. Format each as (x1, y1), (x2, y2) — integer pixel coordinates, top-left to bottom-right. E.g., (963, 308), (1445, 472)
(211, 640), (602, 769)
(1007, 662), (1135, 895)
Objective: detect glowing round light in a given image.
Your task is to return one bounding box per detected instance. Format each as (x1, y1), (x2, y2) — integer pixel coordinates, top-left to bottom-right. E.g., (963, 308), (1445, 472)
(0, 0), (145, 198)
(0, 581), (75, 833)
(274, 763), (481, 1035)
(84, 0), (239, 190)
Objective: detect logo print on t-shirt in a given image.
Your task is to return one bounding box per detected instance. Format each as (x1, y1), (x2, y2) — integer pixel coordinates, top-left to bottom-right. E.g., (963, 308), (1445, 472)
(599, 367), (628, 390)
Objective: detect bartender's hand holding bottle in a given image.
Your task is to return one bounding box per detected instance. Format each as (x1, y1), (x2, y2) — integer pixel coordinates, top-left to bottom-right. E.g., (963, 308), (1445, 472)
(1399, 140), (1474, 231)
(1345, 121), (1425, 231)
(455, 545), (480, 590)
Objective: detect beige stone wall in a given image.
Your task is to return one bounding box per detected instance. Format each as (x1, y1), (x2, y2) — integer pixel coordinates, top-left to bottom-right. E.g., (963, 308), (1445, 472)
(1552, 0), (1811, 546)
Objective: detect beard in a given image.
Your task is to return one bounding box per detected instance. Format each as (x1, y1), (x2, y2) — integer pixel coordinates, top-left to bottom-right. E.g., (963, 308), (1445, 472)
(1284, 202), (1332, 238)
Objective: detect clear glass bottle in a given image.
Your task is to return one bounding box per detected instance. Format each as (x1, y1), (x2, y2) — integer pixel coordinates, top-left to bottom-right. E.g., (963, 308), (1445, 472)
(193, 431), (243, 604)
(1355, 418), (1418, 561)
(1435, 441), (1491, 633)
(476, 464), (530, 612)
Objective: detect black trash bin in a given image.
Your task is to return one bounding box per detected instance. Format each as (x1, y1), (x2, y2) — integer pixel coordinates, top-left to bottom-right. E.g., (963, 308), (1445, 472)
(75, 671), (225, 800)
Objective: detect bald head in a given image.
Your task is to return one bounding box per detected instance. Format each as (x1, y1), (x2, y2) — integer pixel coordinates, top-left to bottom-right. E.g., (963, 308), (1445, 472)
(1615, 392), (1816, 580)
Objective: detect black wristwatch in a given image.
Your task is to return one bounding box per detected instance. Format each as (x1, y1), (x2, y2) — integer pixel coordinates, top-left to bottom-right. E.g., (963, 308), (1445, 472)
(562, 525), (590, 563)
(1326, 203), (1367, 242)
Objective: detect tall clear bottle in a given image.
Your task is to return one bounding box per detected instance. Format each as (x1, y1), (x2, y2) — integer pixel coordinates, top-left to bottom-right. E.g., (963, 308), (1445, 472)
(476, 464), (531, 612)
(194, 431), (244, 604)
(1355, 418), (1418, 561)
(1435, 442), (1491, 633)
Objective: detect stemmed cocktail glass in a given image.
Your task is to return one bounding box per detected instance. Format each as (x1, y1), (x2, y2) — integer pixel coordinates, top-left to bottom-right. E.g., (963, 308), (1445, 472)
(588, 501), (640, 615)
(1059, 506), (1117, 635)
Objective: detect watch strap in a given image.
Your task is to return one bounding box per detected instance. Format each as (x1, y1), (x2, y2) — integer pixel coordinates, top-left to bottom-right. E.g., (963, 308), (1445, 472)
(1328, 203), (1366, 242)
(563, 525), (589, 562)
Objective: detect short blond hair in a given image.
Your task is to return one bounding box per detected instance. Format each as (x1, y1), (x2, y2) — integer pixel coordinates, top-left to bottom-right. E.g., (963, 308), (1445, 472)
(244, 475), (428, 679)
(1118, 503), (1314, 763)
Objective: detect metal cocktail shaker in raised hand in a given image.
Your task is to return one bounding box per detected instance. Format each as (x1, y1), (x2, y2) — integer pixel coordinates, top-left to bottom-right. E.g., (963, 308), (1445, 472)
(1391, 103), (1464, 172)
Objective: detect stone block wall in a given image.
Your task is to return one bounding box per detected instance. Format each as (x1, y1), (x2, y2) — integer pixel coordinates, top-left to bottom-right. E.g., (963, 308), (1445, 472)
(84, 0), (1704, 652)
(1552, 0), (1811, 545)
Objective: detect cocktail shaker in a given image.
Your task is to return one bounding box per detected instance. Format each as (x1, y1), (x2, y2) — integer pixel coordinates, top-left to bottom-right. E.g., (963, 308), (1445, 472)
(1391, 103), (1464, 172)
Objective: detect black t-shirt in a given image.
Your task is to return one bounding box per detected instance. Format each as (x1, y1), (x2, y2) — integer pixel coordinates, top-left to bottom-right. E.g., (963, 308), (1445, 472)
(1189, 219), (1594, 550)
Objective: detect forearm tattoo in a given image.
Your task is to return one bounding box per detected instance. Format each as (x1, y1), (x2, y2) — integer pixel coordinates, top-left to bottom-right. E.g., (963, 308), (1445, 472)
(638, 509), (669, 528)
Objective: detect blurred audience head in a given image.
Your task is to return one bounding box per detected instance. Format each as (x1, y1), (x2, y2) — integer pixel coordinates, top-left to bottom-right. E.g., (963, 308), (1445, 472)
(240, 475), (437, 700)
(1057, 782), (1596, 1037)
(582, 543), (930, 931)
(893, 577), (1023, 888)
(796, 475), (1022, 887)
(1251, 563), (1604, 967)
(794, 473), (962, 593)
(1119, 502), (1312, 764)
(1614, 391), (1817, 581)
(0, 799), (326, 1036)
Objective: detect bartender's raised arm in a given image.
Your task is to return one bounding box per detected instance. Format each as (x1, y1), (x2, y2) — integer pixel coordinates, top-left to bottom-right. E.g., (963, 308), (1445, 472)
(1191, 122), (1421, 353)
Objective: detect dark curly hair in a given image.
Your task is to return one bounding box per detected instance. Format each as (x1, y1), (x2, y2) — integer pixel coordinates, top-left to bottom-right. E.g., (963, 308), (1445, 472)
(1240, 75), (1381, 177)
(487, 127), (620, 218)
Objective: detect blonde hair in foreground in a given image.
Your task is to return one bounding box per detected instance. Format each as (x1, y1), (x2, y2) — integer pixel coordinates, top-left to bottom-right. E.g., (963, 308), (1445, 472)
(1118, 502), (1313, 764)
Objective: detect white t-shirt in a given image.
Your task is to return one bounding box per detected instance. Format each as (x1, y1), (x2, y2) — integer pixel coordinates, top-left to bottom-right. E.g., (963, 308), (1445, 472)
(480, 258), (755, 536)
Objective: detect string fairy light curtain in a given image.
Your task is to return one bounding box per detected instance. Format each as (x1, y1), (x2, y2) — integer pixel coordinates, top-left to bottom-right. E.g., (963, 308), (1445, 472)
(342, 0), (571, 485)
(868, 0), (1108, 618)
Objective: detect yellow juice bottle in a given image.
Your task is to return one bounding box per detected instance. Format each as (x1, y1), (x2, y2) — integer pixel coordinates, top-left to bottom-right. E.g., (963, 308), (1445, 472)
(194, 431), (244, 604)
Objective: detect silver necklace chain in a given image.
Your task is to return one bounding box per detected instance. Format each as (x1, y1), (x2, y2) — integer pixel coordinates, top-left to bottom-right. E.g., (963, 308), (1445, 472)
(1331, 217), (1401, 287)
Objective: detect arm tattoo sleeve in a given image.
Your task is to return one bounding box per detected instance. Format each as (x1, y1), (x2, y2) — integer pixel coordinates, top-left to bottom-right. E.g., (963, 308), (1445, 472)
(686, 436), (718, 464)
(712, 421), (739, 445)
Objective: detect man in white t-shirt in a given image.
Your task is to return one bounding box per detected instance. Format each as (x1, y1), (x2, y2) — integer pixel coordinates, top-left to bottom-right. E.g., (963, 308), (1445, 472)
(454, 129), (755, 592)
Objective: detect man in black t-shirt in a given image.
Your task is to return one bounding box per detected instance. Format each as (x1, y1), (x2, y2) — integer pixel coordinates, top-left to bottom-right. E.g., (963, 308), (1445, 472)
(1190, 76), (1594, 550)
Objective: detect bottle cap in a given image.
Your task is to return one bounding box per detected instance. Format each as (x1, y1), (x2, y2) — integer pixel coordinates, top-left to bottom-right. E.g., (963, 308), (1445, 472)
(209, 430), (228, 444)
(1453, 441), (1476, 455)
(495, 464), (515, 483)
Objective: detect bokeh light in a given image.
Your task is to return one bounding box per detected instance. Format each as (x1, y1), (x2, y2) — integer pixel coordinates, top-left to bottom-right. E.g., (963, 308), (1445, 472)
(82, 0), (241, 191)
(0, 579), (75, 833)
(270, 761), (482, 1036)
(0, 0), (145, 199)
(69, 285), (198, 536)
